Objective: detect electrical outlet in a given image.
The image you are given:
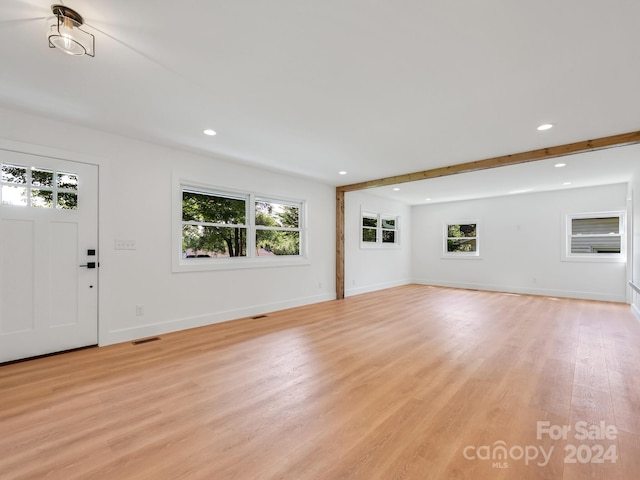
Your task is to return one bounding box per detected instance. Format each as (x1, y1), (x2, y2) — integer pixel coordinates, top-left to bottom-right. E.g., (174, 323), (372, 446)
(115, 239), (136, 250)
(136, 305), (144, 316)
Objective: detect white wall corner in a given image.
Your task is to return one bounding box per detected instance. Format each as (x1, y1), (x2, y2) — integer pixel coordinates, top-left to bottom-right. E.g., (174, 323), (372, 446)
(412, 278), (627, 303)
(345, 279), (411, 297)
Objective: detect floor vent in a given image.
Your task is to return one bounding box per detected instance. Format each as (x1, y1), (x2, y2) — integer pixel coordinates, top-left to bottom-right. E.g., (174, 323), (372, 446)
(132, 337), (161, 345)
(252, 315), (268, 319)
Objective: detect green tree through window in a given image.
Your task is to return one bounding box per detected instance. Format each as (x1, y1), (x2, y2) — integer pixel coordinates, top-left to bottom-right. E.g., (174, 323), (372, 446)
(446, 223), (477, 253)
(255, 201), (300, 256)
(181, 189), (303, 259)
(182, 191), (247, 257)
(1, 164), (78, 209)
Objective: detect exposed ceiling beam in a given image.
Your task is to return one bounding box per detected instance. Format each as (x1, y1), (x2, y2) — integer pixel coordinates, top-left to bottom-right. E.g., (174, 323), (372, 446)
(337, 130), (640, 193)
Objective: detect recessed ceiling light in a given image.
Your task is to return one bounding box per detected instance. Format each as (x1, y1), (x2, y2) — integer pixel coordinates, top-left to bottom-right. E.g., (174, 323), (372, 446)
(537, 123), (554, 131)
(563, 182), (572, 186)
(393, 187), (400, 191)
(554, 163), (566, 168)
(425, 198), (431, 201)
(338, 171), (347, 175)
(203, 129), (217, 136)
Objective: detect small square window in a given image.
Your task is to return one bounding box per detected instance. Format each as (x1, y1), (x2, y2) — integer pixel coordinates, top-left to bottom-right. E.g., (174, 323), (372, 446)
(1, 164), (27, 184)
(361, 210), (399, 247)
(32, 168), (54, 187)
(443, 221), (480, 257)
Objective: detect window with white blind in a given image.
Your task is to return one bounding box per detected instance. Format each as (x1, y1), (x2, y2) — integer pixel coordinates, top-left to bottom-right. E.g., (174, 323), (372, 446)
(564, 212), (625, 261)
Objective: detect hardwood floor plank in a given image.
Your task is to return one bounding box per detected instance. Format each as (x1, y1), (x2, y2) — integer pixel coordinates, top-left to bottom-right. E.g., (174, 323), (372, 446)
(602, 330), (640, 436)
(1, 285), (638, 479)
(618, 430), (640, 479)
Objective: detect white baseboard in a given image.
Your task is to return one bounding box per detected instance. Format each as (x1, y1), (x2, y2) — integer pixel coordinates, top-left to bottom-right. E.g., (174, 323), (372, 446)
(100, 292), (335, 346)
(412, 278), (627, 303)
(345, 279), (411, 297)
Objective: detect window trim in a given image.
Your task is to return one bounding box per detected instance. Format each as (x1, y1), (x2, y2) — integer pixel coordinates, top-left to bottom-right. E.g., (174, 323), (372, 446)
(173, 177), (308, 272)
(562, 211), (626, 263)
(359, 208), (400, 248)
(442, 220), (481, 259)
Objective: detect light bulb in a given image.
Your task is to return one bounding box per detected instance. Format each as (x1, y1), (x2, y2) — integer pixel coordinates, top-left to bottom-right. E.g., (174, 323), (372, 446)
(47, 6), (94, 57)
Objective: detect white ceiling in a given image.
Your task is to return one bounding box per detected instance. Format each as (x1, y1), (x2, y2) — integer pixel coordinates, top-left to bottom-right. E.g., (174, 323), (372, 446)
(1, 1), (639, 203)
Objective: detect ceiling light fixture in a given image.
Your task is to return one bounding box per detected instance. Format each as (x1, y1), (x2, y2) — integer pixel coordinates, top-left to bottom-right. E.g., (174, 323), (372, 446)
(393, 187), (400, 191)
(338, 171), (347, 175)
(48, 5), (95, 57)
(537, 123), (554, 131)
(554, 163), (566, 168)
(563, 182), (572, 186)
(203, 129), (217, 136)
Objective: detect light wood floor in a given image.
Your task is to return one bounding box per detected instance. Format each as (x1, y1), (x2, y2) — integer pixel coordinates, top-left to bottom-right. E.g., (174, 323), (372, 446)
(1, 285), (640, 479)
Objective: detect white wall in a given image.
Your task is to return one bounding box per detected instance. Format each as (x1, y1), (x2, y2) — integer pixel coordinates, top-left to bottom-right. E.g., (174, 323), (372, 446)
(631, 169), (640, 320)
(0, 107), (336, 345)
(411, 184), (629, 302)
(345, 190), (412, 296)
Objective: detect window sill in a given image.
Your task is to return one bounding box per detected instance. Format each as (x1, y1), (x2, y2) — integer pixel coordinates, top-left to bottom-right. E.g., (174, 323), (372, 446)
(360, 243), (401, 250)
(440, 254), (483, 260)
(172, 256), (310, 273)
(561, 255), (626, 263)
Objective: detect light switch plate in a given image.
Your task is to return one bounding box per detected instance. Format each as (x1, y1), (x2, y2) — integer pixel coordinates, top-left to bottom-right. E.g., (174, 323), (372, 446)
(115, 239), (136, 250)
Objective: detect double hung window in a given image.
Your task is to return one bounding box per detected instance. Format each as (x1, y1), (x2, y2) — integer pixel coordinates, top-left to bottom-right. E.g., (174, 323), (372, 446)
(177, 184), (305, 270)
(565, 212), (625, 261)
(361, 211), (399, 247)
(444, 222), (479, 257)
(182, 189), (248, 258)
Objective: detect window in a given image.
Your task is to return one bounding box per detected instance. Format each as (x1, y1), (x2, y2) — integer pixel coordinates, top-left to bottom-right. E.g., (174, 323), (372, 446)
(362, 213), (378, 243)
(255, 199), (301, 256)
(1, 163), (78, 210)
(564, 212), (625, 261)
(176, 182), (306, 270)
(444, 222), (479, 257)
(381, 217), (397, 243)
(182, 189), (248, 258)
(361, 211), (399, 247)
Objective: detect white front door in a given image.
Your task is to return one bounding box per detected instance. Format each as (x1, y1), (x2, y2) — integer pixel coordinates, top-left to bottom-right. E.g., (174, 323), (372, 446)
(0, 151), (98, 363)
